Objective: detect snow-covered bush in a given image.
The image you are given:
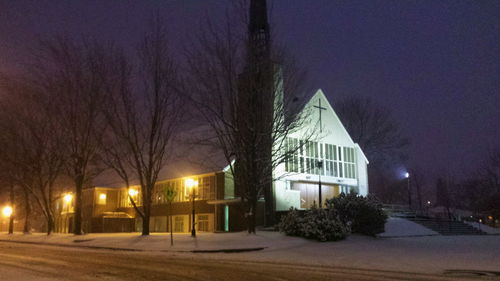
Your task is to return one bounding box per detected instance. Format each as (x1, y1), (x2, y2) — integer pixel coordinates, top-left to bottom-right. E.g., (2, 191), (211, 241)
(301, 206), (349, 241)
(326, 193), (387, 236)
(278, 206), (349, 242)
(278, 208), (303, 236)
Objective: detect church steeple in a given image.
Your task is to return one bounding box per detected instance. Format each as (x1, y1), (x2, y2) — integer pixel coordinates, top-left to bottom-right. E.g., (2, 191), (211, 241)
(248, 0), (270, 62)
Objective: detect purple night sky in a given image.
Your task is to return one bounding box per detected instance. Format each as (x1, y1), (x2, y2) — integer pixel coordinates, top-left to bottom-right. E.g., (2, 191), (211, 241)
(1, 0), (499, 180)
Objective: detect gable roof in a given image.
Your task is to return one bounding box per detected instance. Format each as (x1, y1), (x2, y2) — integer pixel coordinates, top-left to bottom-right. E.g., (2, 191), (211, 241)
(305, 89), (369, 164)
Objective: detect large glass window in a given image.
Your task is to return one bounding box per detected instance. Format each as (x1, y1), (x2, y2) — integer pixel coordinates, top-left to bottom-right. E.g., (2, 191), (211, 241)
(285, 138), (356, 179)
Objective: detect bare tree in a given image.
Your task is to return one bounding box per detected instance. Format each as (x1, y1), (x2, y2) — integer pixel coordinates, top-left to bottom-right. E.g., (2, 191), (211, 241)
(102, 17), (184, 236)
(186, 2), (309, 232)
(335, 96), (410, 203)
(0, 78), (65, 235)
(29, 37), (113, 235)
(335, 96), (409, 167)
(435, 177), (453, 219)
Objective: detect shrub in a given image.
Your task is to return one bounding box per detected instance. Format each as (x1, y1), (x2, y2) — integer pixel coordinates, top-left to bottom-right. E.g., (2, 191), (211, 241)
(278, 206), (349, 242)
(326, 193), (387, 236)
(278, 208), (303, 236)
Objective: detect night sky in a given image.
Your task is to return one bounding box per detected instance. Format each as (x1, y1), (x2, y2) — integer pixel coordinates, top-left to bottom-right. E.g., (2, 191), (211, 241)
(1, 0), (499, 180)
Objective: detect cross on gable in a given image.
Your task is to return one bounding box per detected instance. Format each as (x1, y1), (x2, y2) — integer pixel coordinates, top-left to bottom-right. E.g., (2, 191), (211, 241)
(313, 98), (327, 132)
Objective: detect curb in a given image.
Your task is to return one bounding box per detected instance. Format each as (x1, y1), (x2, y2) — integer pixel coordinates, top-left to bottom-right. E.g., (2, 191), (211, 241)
(190, 247), (266, 253)
(0, 239), (267, 253)
(0, 239), (144, 252)
(376, 234), (440, 238)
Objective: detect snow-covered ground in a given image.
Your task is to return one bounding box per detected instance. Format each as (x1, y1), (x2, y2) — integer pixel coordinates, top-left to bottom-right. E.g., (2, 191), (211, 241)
(0, 231), (298, 252)
(465, 221), (500, 234)
(1, 230), (499, 274)
(378, 217), (439, 237)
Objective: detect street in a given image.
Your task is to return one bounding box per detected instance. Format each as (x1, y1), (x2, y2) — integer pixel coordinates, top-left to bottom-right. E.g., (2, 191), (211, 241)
(0, 241), (494, 281)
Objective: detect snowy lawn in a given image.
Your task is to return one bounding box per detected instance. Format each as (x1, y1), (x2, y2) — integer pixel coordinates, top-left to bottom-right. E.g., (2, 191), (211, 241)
(0, 231), (307, 252)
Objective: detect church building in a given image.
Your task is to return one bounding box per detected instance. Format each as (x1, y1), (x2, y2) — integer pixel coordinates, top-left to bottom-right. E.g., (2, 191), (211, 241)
(54, 88), (369, 234)
(274, 89), (369, 211)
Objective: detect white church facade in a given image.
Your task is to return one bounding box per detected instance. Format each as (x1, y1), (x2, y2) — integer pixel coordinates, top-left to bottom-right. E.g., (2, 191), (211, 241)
(273, 89), (369, 211)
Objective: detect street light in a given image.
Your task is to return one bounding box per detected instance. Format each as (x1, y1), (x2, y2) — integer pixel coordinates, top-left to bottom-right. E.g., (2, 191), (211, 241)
(2, 206), (13, 217)
(405, 172), (411, 209)
(64, 193), (73, 204)
(185, 178), (198, 237)
(317, 160), (323, 208)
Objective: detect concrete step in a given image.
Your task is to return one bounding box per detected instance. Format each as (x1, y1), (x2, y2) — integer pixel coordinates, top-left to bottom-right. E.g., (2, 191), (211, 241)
(408, 218), (486, 235)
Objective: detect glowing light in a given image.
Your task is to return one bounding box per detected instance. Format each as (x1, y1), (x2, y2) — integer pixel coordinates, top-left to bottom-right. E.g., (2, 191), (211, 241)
(64, 194), (73, 203)
(2, 206), (13, 217)
(99, 193), (107, 200)
(405, 172), (410, 178)
(185, 178), (198, 189)
(427, 201), (431, 205)
(128, 189), (138, 197)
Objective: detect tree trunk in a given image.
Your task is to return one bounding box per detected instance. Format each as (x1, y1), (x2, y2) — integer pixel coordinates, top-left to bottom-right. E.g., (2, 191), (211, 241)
(47, 215), (54, 235)
(8, 185), (14, 234)
(73, 176), (83, 235)
(23, 188), (31, 234)
(247, 199), (257, 234)
(142, 204), (150, 235)
(264, 181), (275, 227)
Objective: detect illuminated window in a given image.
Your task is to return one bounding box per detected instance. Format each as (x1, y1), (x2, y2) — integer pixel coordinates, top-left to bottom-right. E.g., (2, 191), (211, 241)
(197, 215), (210, 232)
(174, 216), (184, 232)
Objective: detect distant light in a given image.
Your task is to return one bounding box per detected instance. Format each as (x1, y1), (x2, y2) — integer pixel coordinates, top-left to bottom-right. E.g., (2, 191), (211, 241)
(427, 201), (431, 205)
(64, 194), (73, 203)
(99, 193), (107, 200)
(2, 206), (13, 217)
(128, 189), (138, 197)
(405, 172), (410, 178)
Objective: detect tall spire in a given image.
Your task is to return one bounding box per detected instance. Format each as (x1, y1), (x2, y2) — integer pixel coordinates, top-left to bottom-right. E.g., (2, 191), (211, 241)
(248, 0), (270, 62)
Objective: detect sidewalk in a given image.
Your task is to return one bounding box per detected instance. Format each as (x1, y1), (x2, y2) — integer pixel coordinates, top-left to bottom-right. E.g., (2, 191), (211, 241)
(0, 231), (305, 253)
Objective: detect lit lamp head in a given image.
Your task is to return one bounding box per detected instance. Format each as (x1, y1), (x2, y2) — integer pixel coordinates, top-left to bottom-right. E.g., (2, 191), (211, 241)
(128, 189), (138, 197)
(2, 206), (13, 217)
(63, 194), (73, 204)
(185, 178), (198, 192)
(99, 193), (107, 200)
(405, 172), (410, 179)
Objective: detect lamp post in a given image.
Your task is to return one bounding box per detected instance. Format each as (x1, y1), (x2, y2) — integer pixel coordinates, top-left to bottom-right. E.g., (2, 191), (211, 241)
(405, 172), (411, 209)
(317, 160), (323, 208)
(2, 206), (13, 234)
(185, 178), (198, 237)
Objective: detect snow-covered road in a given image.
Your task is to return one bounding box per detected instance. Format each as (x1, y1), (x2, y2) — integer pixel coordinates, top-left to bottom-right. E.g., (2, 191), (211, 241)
(0, 242), (489, 281)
